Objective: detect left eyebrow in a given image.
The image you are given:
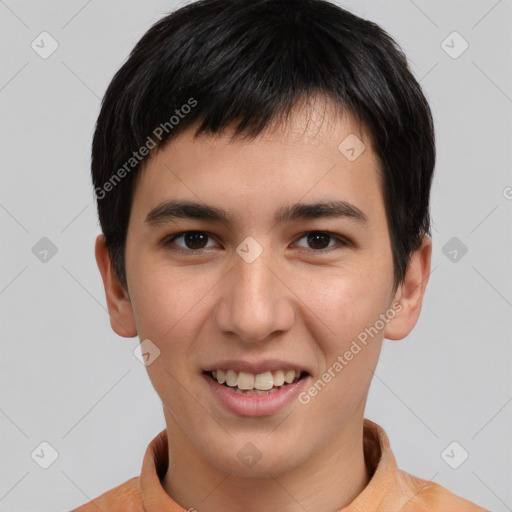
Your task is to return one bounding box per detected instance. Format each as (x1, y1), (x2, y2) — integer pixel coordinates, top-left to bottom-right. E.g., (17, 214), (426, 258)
(144, 199), (369, 227)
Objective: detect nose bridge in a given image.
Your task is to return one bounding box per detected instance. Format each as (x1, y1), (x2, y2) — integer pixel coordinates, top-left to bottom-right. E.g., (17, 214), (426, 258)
(215, 242), (294, 343)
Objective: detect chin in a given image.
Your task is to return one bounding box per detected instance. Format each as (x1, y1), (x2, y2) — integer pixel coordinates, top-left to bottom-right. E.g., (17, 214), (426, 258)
(203, 439), (305, 479)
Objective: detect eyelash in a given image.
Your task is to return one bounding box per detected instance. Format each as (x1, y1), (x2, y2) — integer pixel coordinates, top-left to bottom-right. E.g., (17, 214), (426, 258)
(162, 230), (351, 255)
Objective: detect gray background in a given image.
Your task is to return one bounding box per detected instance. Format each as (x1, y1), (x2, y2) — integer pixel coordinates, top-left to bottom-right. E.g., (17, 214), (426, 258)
(0, 0), (511, 511)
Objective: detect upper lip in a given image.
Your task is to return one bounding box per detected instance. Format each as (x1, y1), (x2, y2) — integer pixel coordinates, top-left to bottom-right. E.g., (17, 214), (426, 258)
(203, 359), (311, 375)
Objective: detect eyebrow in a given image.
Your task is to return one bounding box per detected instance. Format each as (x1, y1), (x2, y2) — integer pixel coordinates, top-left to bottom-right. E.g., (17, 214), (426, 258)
(145, 199), (369, 227)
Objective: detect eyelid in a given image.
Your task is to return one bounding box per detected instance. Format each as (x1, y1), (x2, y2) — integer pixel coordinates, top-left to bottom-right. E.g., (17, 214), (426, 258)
(162, 230), (352, 254)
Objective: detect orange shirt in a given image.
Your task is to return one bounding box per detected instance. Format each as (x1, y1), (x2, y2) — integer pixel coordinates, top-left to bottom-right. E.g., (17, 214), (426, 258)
(72, 419), (487, 512)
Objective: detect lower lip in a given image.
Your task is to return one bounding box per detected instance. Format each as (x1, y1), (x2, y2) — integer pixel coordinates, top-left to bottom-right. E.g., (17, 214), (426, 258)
(202, 373), (310, 417)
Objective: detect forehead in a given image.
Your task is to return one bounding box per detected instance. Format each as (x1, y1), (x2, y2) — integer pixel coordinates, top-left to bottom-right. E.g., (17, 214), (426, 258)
(130, 101), (384, 228)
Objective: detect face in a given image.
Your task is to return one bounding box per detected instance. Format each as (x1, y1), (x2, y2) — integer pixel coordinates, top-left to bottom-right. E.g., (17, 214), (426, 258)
(100, 101), (430, 478)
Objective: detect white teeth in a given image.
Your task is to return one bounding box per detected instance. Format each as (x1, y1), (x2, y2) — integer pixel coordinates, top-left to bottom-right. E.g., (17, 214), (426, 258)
(225, 369), (237, 387)
(237, 371), (255, 390)
(254, 371), (273, 390)
(272, 369), (285, 386)
(284, 370), (296, 384)
(210, 369), (302, 390)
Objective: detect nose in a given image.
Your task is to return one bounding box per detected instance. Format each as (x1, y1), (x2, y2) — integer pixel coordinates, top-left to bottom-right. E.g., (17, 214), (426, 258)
(214, 245), (296, 344)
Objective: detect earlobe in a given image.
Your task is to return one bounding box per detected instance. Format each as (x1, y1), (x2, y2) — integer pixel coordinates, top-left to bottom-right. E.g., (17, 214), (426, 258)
(95, 234), (138, 338)
(384, 234), (432, 341)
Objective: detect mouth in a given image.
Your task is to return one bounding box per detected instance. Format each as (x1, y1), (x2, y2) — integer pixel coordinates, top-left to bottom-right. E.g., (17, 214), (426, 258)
(203, 368), (310, 396)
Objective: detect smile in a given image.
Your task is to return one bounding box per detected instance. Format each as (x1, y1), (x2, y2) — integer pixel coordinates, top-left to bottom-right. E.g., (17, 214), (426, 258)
(202, 369), (310, 416)
(208, 369), (305, 394)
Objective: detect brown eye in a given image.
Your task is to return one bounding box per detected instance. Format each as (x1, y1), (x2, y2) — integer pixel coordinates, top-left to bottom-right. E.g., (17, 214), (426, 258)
(306, 232), (331, 250)
(163, 230), (349, 255)
(182, 231), (209, 249)
(294, 231), (349, 252)
(164, 231), (216, 252)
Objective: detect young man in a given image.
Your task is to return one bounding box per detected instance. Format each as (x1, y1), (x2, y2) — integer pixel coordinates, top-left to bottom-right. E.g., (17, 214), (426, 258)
(73, 0), (487, 510)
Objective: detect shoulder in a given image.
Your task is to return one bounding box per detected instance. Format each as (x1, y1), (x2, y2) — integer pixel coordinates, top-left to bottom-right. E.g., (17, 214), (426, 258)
(398, 470), (488, 512)
(70, 476), (144, 512)
(358, 420), (488, 512)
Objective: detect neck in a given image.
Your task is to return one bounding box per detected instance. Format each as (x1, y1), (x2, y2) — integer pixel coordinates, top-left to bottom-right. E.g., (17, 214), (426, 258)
(162, 414), (371, 512)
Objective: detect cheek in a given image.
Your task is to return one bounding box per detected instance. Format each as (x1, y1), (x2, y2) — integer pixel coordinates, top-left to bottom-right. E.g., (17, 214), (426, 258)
(297, 273), (388, 422)
(295, 260), (392, 357)
(128, 257), (225, 369)
(128, 251), (188, 326)
(128, 262), (208, 410)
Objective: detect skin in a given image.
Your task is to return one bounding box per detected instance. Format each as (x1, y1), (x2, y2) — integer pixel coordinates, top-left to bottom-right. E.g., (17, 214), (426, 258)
(95, 98), (432, 512)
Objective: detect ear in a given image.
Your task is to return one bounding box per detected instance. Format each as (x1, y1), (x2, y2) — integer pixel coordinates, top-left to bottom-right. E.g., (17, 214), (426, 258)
(384, 234), (432, 340)
(95, 234), (138, 338)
